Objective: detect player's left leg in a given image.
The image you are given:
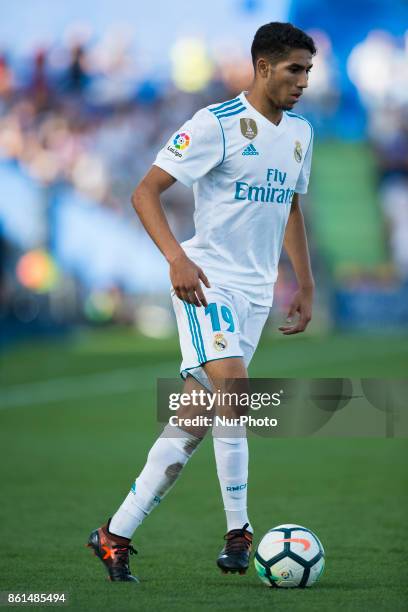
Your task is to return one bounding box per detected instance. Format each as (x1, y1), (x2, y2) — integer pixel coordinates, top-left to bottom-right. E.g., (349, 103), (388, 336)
(204, 357), (254, 574)
(204, 299), (271, 574)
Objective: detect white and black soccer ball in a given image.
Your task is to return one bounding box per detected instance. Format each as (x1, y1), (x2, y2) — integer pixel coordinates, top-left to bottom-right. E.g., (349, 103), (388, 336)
(254, 523), (325, 588)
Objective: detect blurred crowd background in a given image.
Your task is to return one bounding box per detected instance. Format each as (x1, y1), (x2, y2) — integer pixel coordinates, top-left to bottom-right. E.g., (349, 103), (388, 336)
(1, 0), (407, 345)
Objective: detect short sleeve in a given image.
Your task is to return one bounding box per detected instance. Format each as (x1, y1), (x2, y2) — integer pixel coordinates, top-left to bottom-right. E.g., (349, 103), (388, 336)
(153, 108), (224, 188)
(295, 125), (314, 195)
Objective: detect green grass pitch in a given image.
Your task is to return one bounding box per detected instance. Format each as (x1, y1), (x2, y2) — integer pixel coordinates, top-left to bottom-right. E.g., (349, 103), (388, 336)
(0, 329), (407, 611)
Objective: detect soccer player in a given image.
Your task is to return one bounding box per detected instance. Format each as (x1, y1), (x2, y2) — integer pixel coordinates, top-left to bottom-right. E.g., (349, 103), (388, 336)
(87, 22), (316, 582)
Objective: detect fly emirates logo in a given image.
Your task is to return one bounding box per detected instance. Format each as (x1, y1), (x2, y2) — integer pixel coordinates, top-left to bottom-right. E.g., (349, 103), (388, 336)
(234, 168), (295, 204)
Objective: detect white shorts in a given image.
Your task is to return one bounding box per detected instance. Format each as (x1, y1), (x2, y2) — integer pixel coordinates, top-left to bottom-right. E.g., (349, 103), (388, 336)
(171, 285), (271, 389)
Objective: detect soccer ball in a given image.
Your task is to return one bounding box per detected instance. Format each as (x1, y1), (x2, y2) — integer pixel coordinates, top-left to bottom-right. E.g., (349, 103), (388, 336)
(254, 523), (325, 588)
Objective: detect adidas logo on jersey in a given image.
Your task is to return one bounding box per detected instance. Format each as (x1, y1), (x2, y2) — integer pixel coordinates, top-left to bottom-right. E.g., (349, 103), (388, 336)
(242, 144), (259, 156)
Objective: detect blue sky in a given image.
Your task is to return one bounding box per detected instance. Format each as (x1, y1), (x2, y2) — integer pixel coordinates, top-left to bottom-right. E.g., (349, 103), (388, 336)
(1, 0), (290, 64)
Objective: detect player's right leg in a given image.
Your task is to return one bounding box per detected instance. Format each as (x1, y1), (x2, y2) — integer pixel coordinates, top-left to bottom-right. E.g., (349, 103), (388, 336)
(87, 374), (211, 582)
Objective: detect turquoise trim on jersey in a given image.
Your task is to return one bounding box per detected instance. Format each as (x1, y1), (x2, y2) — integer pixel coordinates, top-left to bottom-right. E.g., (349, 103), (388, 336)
(285, 111), (314, 157)
(212, 101), (245, 117)
(211, 112), (226, 166)
(190, 305), (207, 361)
(210, 97), (240, 113)
(183, 302), (203, 363)
(216, 106), (246, 119)
(285, 111), (313, 129)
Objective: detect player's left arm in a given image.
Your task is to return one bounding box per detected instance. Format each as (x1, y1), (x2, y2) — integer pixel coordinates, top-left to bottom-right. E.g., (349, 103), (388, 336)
(279, 193), (314, 335)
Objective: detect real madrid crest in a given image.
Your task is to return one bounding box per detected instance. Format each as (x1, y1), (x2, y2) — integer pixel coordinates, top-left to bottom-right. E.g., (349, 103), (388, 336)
(240, 118), (258, 140)
(294, 140), (302, 163)
(213, 333), (227, 352)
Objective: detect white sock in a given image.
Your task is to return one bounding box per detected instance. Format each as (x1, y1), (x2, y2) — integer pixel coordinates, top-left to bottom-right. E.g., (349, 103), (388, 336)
(213, 434), (253, 533)
(109, 425), (202, 538)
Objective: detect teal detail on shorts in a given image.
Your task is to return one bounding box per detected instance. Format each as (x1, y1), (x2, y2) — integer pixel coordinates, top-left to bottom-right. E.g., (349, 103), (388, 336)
(184, 302), (202, 363)
(205, 302), (235, 333)
(197, 354), (243, 368)
(192, 304), (204, 362)
(190, 304), (205, 361)
(183, 302), (202, 363)
(181, 364), (204, 375)
(221, 305), (235, 332)
(205, 302), (221, 331)
(180, 355), (243, 375)
(190, 304), (207, 361)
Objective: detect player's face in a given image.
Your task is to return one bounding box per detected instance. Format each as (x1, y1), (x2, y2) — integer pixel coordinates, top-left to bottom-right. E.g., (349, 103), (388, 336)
(263, 49), (313, 111)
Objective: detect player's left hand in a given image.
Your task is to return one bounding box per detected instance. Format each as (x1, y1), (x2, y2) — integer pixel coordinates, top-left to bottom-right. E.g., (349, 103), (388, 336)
(278, 286), (313, 335)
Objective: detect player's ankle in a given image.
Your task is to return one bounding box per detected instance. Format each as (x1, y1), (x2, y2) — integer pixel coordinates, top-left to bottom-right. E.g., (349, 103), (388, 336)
(105, 519), (131, 543)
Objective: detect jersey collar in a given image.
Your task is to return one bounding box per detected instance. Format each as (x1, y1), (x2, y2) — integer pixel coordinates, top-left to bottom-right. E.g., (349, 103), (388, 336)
(239, 91), (287, 134)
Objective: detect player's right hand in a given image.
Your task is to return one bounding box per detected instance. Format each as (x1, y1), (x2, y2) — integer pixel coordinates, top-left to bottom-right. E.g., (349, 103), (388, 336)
(170, 252), (210, 307)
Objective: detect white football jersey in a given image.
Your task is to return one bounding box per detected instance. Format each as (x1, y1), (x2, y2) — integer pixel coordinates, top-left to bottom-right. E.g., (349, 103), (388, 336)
(154, 91), (313, 305)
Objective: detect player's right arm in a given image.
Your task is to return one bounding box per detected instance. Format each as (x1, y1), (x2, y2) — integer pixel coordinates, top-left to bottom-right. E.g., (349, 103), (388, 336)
(132, 107), (223, 307)
(131, 166), (210, 307)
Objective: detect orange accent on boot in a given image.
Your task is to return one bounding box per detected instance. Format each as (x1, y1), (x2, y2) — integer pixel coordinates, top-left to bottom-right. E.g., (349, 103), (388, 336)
(102, 545), (114, 560)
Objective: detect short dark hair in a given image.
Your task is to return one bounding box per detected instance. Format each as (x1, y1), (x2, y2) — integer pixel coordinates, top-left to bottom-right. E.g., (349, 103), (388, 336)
(251, 22), (316, 67)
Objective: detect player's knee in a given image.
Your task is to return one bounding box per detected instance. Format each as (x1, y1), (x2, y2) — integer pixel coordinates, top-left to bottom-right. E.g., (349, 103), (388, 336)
(217, 384), (250, 418)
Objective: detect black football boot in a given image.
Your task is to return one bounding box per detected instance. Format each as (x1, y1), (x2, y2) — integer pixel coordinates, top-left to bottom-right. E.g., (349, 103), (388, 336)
(87, 519), (139, 582)
(217, 523), (253, 574)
